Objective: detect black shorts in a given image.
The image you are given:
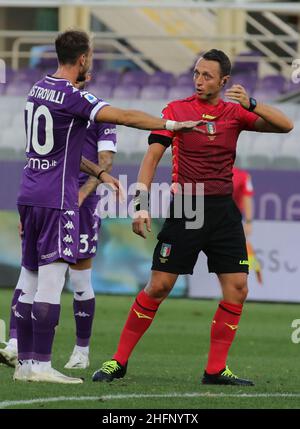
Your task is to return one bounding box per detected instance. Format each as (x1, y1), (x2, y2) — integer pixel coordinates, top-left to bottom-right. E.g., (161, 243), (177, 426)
(151, 195), (249, 275)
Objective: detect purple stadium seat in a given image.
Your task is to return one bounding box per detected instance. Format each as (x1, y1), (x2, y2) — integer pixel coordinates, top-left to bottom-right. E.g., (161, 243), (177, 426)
(121, 70), (149, 87)
(95, 71), (120, 87)
(284, 79), (300, 93)
(139, 84), (168, 100)
(167, 85), (195, 100)
(86, 83), (113, 99)
(232, 51), (262, 75)
(258, 75), (286, 93)
(147, 71), (175, 87)
(252, 88), (281, 102)
(176, 72), (193, 86)
(15, 68), (42, 84)
(5, 82), (32, 96)
(112, 84), (140, 99)
(230, 73), (257, 93)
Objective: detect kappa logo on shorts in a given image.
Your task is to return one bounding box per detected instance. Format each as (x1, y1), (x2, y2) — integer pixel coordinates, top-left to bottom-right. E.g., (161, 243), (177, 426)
(239, 259), (249, 265)
(64, 221), (74, 230)
(160, 243), (172, 258)
(64, 210), (75, 216)
(63, 248), (73, 257)
(63, 234), (73, 244)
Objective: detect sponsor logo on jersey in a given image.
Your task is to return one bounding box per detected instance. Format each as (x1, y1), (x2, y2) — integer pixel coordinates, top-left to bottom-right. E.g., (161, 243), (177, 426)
(202, 114), (216, 120)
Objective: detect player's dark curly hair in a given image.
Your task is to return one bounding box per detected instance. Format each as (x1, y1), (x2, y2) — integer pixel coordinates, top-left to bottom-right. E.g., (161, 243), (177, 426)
(55, 30), (90, 65)
(202, 49), (231, 76)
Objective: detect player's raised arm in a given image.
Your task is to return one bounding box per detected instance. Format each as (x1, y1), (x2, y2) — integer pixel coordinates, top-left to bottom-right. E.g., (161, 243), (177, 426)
(95, 106), (206, 132)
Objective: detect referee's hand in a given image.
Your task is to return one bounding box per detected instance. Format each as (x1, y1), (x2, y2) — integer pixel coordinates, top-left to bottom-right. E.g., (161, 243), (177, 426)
(132, 210), (151, 239)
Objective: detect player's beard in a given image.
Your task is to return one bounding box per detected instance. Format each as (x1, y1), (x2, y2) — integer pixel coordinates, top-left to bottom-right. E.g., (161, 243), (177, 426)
(76, 71), (87, 83)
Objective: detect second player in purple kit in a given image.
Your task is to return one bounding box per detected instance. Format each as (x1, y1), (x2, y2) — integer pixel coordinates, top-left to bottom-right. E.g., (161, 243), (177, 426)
(65, 118), (117, 370)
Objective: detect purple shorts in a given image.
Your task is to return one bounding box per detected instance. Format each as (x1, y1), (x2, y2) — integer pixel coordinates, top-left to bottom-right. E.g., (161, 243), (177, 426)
(18, 205), (79, 271)
(77, 206), (101, 260)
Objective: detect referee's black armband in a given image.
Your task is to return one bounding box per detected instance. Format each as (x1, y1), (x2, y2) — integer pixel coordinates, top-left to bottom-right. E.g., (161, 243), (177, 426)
(133, 190), (150, 212)
(148, 133), (172, 148)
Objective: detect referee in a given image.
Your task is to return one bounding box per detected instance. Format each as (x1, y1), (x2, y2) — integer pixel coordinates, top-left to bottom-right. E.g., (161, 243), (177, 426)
(93, 49), (293, 385)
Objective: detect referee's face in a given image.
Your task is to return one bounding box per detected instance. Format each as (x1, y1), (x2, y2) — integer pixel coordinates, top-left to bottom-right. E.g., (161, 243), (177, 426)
(193, 58), (226, 101)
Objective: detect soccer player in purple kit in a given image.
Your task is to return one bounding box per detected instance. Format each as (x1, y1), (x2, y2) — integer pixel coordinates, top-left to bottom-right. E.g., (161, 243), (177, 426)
(64, 78), (117, 370)
(0, 77), (117, 371)
(12, 30), (203, 384)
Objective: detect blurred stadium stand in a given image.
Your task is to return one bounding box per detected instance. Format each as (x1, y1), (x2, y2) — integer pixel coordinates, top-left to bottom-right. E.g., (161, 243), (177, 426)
(0, 1), (299, 169)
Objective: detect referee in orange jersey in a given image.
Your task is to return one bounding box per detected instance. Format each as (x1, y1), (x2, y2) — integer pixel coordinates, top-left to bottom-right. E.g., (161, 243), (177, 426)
(93, 49), (293, 385)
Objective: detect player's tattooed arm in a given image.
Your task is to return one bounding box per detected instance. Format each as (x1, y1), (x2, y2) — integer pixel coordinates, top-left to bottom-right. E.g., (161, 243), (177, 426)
(79, 156), (124, 205)
(78, 152), (115, 206)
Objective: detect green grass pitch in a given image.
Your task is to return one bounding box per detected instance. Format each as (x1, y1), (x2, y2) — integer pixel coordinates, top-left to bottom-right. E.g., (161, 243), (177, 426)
(0, 288), (300, 409)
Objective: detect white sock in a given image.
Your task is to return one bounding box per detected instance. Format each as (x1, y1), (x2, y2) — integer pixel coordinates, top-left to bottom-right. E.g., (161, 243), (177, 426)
(7, 338), (17, 351)
(74, 345), (89, 354)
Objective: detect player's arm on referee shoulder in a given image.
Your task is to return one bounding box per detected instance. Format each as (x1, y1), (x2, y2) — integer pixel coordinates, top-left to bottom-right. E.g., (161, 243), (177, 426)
(132, 143), (167, 239)
(225, 84), (294, 133)
(78, 151), (115, 207)
(94, 106), (205, 132)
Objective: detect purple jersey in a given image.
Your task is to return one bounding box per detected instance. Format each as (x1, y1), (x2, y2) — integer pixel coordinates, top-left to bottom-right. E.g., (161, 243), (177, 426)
(80, 121), (117, 208)
(17, 75), (109, 210)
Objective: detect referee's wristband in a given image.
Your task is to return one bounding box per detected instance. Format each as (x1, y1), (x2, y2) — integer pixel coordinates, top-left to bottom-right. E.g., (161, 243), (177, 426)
(97, 169), (106, 180)
(133, 190), (150, 212)
(165, 120), (177, 131)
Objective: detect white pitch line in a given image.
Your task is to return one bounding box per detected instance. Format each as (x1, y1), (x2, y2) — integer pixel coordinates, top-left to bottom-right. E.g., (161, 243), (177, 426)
(1, 392), (300, 409)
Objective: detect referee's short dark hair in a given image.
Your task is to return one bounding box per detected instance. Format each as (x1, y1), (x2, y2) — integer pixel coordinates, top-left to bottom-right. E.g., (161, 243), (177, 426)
(202, 49), (231, 76)
(55, 30), (91, 65)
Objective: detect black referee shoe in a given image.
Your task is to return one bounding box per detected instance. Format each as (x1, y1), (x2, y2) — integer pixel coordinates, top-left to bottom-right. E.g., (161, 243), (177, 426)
(92, 359), (127, 382)
(202, 366), (254, 386)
